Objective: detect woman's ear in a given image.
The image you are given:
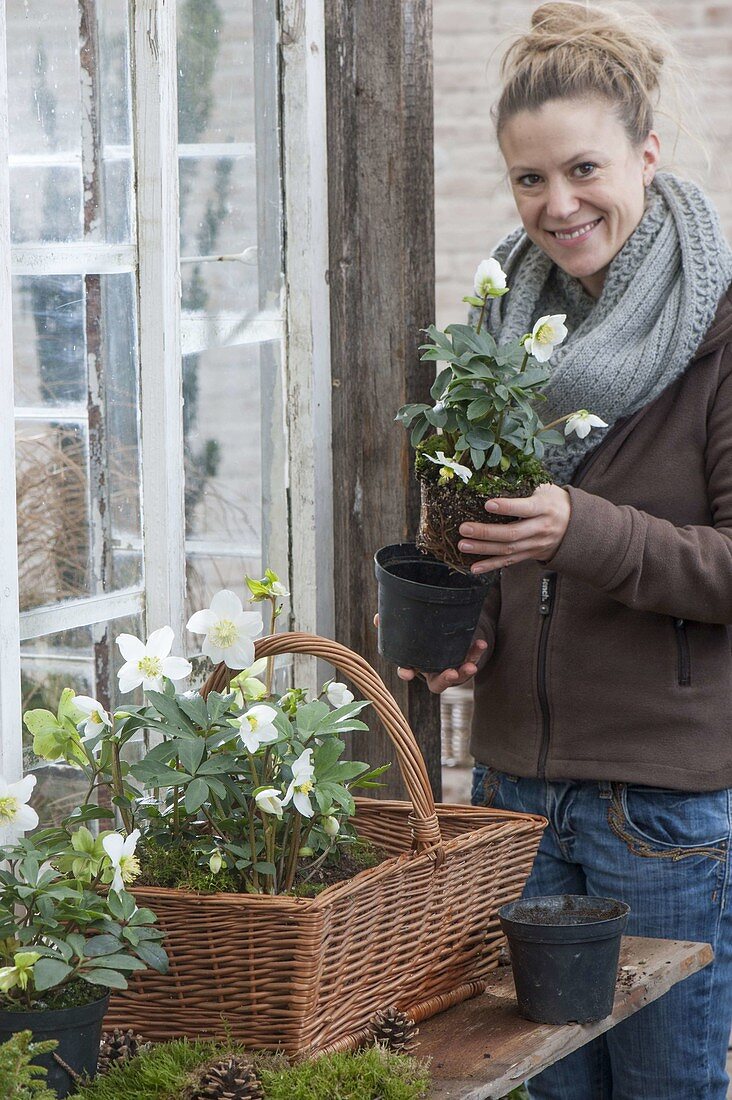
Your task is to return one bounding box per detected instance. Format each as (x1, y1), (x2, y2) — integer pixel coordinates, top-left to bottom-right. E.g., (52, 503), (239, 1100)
(642, 130), (661, 187)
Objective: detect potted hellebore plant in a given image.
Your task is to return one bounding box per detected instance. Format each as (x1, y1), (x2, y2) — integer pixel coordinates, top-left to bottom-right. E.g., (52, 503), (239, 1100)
(375, 258), (606, 672)
(24, 571), (392, 1054)
(0, 768), (168, 1097)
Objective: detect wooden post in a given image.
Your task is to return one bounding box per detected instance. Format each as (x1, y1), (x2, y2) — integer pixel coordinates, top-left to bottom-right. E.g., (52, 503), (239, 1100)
(325, 0), (441, 800)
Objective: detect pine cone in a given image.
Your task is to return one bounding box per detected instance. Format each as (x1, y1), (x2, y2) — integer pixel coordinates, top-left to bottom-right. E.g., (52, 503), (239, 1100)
(369, 1006), (420, 1053)
(188, 1056), (264, 1100)
(97, 1028), (145, 1074)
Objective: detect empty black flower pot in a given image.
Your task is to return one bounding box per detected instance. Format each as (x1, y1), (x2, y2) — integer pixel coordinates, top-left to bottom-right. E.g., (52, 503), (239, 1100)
(374, 542), (494, 673)
(0, 992), (109, 1097)
(498, 895), (630, 1024)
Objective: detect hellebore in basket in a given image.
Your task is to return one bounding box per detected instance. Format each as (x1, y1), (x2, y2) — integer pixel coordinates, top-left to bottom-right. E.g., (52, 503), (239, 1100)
(395, 259), (607, 572)
(24, 570), (390, 899)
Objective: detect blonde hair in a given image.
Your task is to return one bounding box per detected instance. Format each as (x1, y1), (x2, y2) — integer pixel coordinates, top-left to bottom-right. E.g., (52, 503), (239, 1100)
(495, 2), (678, 147)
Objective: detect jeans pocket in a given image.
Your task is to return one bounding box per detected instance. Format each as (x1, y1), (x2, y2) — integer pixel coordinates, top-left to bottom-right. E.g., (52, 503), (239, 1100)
(609, 783), (731, 861)
(470, 764), (502, 808)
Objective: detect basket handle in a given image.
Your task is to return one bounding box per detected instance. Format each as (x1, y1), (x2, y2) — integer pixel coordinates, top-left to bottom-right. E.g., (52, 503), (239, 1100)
(200, 631), (443, 854)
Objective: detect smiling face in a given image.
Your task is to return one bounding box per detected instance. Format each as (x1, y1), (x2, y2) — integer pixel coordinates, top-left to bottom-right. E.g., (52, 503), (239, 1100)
(499, 97), (661, 298)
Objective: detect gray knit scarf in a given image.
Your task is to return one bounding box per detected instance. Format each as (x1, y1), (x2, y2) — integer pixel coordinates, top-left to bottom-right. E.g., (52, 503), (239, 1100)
(486, 172), (732, 482)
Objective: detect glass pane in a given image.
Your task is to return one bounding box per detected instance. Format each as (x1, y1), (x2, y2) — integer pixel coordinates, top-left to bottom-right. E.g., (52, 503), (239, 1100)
(184, 340), (269, 621)
(23, 613), (145, 827)
(177, 0), (255, 145)
(7, 0), (133, 246)
(13, 273), (142, 610)
(9, 166), (82, 244)
(180, 156), (259, 319)
(6, 0), (82, 157)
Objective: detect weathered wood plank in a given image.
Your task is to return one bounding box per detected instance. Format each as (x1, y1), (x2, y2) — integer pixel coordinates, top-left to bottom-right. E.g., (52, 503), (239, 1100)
(325, 0), (441, 799)
(421, 936), (714, 1099)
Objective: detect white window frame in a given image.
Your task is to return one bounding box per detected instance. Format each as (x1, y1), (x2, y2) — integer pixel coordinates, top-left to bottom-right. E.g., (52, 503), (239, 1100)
(0, 0), (335, 777)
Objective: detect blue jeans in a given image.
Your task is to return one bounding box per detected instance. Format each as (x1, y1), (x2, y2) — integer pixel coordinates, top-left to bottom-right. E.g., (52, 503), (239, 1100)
(471, 766), (732, 1100)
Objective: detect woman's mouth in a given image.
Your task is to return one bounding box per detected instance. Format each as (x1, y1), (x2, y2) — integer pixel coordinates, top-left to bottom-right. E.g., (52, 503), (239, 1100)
(548, 218), (602, 245)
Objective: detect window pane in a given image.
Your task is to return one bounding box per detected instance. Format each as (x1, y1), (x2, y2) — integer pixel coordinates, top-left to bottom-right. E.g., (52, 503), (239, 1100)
(177, 1), (255, 146)
(184, 343), (262, 553)
(7, 0), (133, 246)
(13, 273), (142, 610)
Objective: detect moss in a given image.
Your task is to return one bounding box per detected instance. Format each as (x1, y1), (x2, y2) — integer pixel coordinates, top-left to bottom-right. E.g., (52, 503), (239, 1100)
(73, 1040), (431, 1100)
(257, 1046), (430, 1099)
(138, 836), (388, 898)
(415, 434), (550, 495)
(290, 837), (388, 897)
(137, 839), (241, 895)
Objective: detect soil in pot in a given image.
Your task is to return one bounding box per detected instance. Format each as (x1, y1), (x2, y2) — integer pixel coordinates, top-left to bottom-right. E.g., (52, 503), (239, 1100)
(498, 894), (630, 1024)
(0, 982), (109, 1097)
(415, 438), (551, 573)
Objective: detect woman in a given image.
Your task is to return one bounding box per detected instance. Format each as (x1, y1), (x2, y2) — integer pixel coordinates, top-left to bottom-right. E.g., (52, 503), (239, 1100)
(401, 3), (732, 1097)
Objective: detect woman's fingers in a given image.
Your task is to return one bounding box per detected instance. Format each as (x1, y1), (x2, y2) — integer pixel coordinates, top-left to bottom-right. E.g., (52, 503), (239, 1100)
(398, 639), (487, 694)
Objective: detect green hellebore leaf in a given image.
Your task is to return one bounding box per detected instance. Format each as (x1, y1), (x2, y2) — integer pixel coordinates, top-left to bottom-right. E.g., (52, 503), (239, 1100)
(133, 941), (169, 972)
(82, 967), (128, 989)
(184, 777), (209, 814)
(84, 934), (125, 958)
(32, 956), (73, 991)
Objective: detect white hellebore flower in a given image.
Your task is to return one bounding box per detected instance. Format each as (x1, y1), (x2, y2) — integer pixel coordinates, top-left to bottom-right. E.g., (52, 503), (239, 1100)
(326, 682), (354, 708)
(187, 590), (263, 670)
(116, 626), (192, 694)
(564, 410), (609, 439)
(524, 314), (568, 362)
(0, 774), (39, 832)
(473, 257), (508, 299)
(255, 788), (285, 818)
(323, 815), (340, 837)
(238, 704), (279, 754)
(423, 451), (472, 485)
(102, 829), (141, 893)
(282, 748), (316, 818)
(74, 696), (113, 739)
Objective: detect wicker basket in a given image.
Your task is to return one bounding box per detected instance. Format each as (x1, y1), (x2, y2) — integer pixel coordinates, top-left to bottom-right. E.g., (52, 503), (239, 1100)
(106, 633), (545, 1056)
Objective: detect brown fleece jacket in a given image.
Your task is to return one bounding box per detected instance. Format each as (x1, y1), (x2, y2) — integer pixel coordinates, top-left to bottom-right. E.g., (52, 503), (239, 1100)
(470, 286), (732, 791)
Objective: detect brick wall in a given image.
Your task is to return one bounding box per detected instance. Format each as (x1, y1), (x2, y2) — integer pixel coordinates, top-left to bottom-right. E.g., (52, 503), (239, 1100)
(434, 0), (732, 327)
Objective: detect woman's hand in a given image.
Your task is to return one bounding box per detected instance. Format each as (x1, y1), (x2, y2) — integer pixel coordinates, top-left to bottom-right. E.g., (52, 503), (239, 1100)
(372, 615), (487, 694)
(396, 637), (488, 694)
(458, 483), (571, 574)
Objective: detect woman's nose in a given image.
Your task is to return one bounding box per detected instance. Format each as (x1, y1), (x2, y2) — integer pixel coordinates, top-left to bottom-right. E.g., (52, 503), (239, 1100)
(544, 180), (581, 223)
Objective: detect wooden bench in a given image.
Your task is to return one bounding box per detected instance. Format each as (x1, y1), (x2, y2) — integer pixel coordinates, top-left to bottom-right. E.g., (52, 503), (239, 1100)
(421, 936), (713, 1099)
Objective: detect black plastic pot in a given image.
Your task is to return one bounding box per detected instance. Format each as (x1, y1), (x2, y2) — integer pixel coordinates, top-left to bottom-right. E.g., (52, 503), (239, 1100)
(498, 895), (630, 1024)
(0, 991), (109, 1096)
(374, 542), (493, 672)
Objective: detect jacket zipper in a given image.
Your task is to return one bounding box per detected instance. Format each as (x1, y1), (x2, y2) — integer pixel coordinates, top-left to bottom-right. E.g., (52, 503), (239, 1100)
(532, 413), (640, 776)
(536, 572), (556, 777)
(673, 618), (691, 686)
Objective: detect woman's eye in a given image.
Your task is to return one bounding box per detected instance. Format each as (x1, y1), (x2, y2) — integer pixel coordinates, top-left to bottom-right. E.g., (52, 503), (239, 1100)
(573, 162), (596, 178)
(517, 174), (541, 188)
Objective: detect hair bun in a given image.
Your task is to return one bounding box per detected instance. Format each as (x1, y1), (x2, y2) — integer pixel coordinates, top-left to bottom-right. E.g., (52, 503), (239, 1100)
(517, 1), (665, 99)
(494, 1), (675, 142)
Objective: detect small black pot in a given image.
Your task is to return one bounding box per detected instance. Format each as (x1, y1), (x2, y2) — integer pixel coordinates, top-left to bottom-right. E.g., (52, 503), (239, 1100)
(0, 991), (109, 1096)
(374, 542), (494, 672)
(498, 895), (629, 1024)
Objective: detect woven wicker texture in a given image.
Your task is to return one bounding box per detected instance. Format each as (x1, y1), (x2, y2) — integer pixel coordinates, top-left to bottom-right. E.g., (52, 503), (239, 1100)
(106, 633), (545, 1056)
